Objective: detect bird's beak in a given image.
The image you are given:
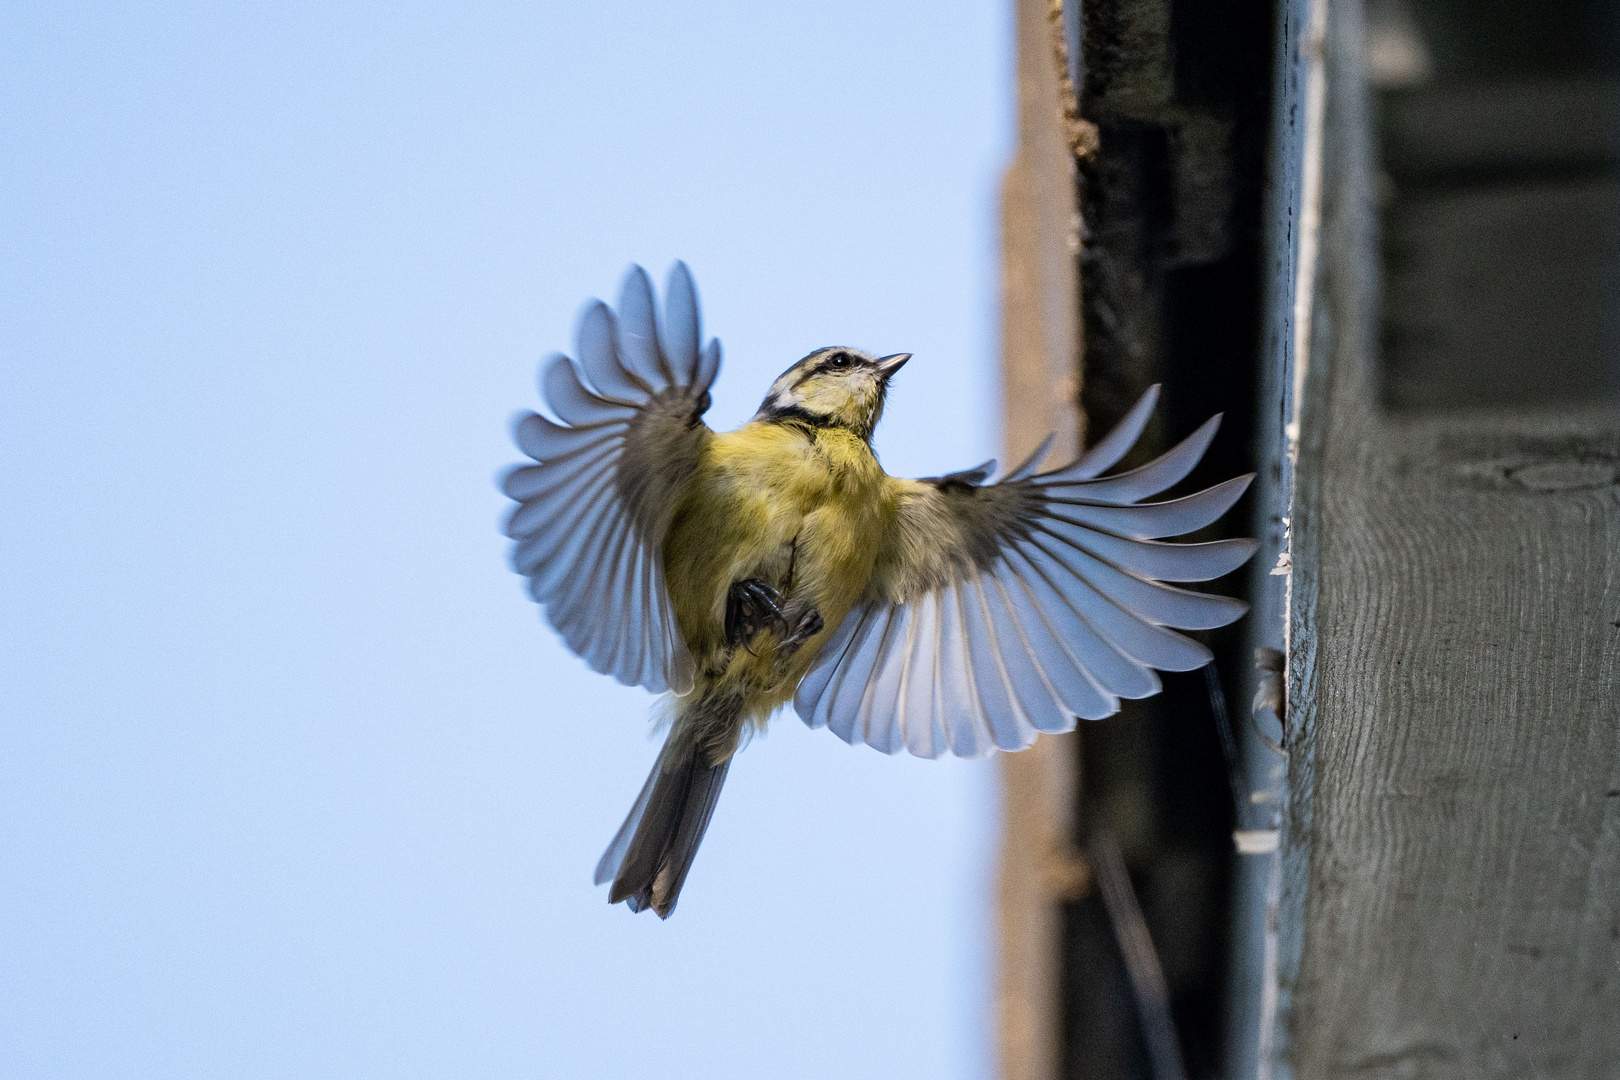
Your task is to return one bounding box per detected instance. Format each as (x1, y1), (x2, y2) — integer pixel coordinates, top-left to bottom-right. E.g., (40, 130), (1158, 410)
(875, 353), (911, 377)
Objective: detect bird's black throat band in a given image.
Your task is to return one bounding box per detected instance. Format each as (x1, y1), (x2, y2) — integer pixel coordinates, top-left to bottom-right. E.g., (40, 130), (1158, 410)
(761, 405), (854, 438)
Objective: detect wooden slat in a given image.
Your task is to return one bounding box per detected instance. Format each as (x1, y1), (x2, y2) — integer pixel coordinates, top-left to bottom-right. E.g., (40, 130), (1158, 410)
(997, 2), (1084, 1079)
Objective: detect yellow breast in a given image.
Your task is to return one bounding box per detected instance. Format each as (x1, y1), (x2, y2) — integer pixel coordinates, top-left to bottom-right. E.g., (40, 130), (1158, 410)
(662, 421), (893, 695)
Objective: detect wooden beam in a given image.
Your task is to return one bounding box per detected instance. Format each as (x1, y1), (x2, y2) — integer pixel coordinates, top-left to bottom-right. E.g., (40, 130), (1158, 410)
(997, 2), (1084, 1078)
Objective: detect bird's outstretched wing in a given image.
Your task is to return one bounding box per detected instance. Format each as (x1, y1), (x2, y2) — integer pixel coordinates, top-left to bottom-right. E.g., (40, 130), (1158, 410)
(502, 263), (720, 695)
(794, 386), (1257, 758)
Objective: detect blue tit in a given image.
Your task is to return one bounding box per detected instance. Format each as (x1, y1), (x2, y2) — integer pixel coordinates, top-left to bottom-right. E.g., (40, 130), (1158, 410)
(501, 263), (1256, 918)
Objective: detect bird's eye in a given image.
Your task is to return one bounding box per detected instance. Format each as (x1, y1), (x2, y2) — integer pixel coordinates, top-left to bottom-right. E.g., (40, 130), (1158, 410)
(827, 353), (852, 369)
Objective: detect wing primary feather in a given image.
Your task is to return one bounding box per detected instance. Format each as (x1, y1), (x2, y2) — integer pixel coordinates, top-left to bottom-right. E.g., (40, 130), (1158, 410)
(1030, 534), (1249, 629)
(982, 570), (1089, 731)
(859, 604), (912, 754)
(817, 612), (868, 739)
(874, 604), (918, 755)
(1003, 546), (1160, 702)
(1002, 433), (1056, 483)
(551, 507), (634, 667)
(503, 423), (621, 487)
(624, 556), (658, 691)
(694, 338), (721, 393)
(662, 262), (701, 385)
(825, 606), (890, 744)
(605, 528), (644, 686)
(1000, 555), (1132, 714)
(939, 582), (992, 758)
(599, 514), (650, 682)
(509, 467), (617, 575)
(962, 574), (1039, 751)
(503, 447), (618, 538)
(822, 605), (890, 735)
(892, 593), (924, 755)
(566, 512), (637, 678)
(542, 354), (638, 427)
(575, 301), (651, 401)
(503, 441), (619, 522)
(1023, 536), (1214, 672)
(511, 411), (624, 461)
(1043, 473), (1255, 539)
(654, 558), (696, 695)
(1042, 414), (1220, 501)
(1014, 540), (1180, 685)
(932, 584), (969, 757)
(794, 602), (867, 725)
(502, 454), (607, 503)
(599, 512), (645, 682)
(512, 476), (616, 586)
(927, 590), (953, 758)
(507, 437), (616, 505)
(1058, 384), (1160, 481)
(1039, 523), (1259, 582)
(900, 591), (943, 758)
(615, 266), (667, 388)
(520, 470), (619, 594)
(946, 586), (997, 757)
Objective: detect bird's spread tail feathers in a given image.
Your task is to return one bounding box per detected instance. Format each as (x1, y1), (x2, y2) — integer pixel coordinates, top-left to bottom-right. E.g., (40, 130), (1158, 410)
(595, 737), (732, 919)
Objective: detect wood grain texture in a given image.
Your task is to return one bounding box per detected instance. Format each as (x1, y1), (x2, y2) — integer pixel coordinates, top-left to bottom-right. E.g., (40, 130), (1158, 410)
(998, 1), (1083, 1078)
(1283, 2), (1620, 1074)
(1295, 400), (1620, 1078)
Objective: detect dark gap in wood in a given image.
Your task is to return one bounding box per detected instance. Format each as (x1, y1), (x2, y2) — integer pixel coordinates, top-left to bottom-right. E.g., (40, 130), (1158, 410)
(1061, 0), (1276, 1076)
(1375, 0), (1620, 410)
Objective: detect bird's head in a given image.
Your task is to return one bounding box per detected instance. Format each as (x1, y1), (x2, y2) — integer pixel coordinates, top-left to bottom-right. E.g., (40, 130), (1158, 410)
(753, 347), (910, 442)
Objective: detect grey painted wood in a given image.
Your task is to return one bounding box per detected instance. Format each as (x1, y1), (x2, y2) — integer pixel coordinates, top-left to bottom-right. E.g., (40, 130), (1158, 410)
(1225, 0), (1318, 1074)
(1281, 1), (1620, 1075)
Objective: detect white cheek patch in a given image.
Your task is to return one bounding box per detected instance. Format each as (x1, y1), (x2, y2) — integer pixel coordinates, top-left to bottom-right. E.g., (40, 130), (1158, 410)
(755, 360), (879, 423)
(798, 374), (870, 415)
(762, 375), (807, 412)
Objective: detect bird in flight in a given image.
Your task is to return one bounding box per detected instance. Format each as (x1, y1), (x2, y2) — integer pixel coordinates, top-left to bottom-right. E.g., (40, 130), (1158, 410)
(502, 263), (1256, 918)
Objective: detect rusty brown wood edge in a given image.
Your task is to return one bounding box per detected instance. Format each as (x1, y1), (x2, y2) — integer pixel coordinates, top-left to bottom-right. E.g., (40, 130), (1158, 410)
(998, 2), (1087, 1079)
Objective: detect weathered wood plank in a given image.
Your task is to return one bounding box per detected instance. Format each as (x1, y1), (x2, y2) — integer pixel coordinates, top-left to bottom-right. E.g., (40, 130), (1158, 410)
(1282, 1), (1620, 1074)
(1294, 401), (1620, 1076)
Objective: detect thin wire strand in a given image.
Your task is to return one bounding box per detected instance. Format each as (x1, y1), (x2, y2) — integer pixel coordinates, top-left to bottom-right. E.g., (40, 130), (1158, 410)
(1088, 828), (1189, 1080)
(1203, 662), (1249, 827)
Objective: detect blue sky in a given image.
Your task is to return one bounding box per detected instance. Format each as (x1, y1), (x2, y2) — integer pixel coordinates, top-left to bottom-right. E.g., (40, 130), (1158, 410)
(1, 3), (1010, 1077)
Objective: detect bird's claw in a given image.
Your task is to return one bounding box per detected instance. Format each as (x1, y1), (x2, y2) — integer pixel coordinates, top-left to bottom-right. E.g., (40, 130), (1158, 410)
(725, 579), (822, 659)
(780, 608), (824, 655)
(725, 578), (789, 647)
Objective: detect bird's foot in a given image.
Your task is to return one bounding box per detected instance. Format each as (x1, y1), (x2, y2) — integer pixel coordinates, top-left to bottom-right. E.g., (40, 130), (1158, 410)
(778, 607), (824, 657)
(725, 578), (789, 647)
